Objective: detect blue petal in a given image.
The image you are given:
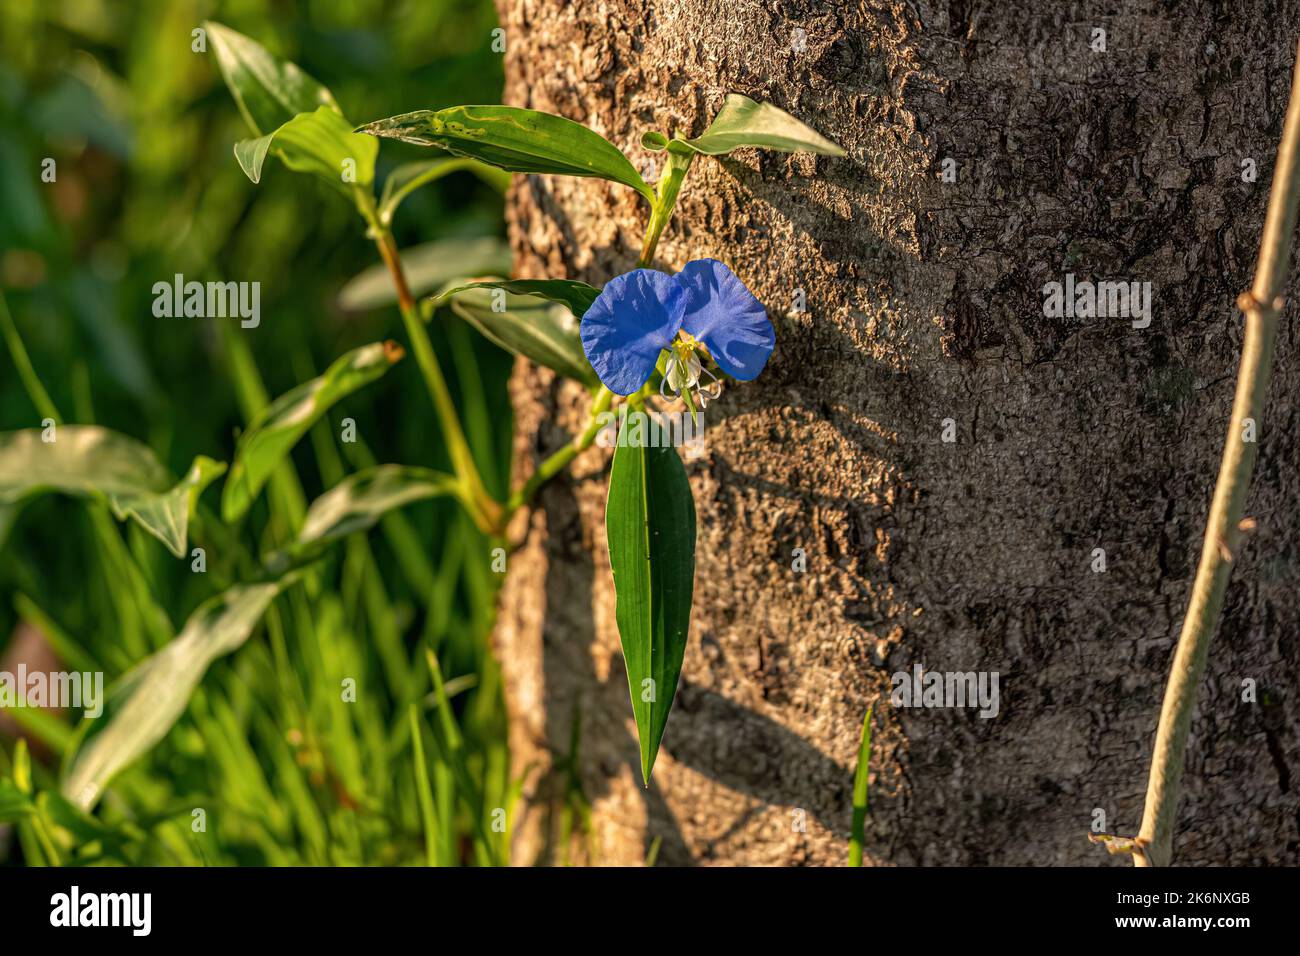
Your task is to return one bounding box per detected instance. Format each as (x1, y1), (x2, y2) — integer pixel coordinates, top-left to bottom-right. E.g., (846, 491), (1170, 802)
(676, 259), (774, 381)
(581, 269), (684, 395)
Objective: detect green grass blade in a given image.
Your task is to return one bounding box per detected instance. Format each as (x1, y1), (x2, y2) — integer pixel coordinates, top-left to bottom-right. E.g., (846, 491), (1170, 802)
(849, 704), (873, 867)
(408, 704), (438, 866)
(0, 291), (61, 421)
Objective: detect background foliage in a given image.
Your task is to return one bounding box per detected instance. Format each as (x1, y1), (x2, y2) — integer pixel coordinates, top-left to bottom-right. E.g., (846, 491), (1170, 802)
(0, 0), (518, 865)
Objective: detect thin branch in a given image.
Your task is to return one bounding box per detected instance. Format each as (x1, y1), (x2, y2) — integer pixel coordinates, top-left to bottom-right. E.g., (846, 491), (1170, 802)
(1134, 39), (1300, 868)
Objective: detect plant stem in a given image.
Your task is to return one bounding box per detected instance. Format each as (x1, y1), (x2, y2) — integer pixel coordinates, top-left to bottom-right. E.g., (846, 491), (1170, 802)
(498, 147), (693, 523)
(636, 145), (695, 269)
(1135, 41), (1300, 868)
(505, 385), (613, 515)
(364, 204), (501, 533)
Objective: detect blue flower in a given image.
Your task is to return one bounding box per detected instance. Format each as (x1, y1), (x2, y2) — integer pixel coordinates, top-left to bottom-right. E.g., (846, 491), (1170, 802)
(580, 259), (774, 397)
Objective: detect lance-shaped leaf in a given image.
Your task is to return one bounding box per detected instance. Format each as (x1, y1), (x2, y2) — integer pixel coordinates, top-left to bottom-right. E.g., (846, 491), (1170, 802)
(221, 341), (404, 522)
(436, 281), (598, 387)
(0, 427), (223, 557)
(338, 237), (511, 312)
(378, 157), (511, 226)
(265, 465), (460, 573)
(606, 420), (696, 783)
(234, 105), (378, 194)
(62, 581), (286, 810)
(432, 278), (602, 319)
(206, 20), (339, 136)
(677, 93), (844, 156)
(357, 105), (655, 203)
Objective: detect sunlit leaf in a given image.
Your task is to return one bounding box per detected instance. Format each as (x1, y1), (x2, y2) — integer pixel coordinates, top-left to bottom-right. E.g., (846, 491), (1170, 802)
(108, 455), (227, 558)
(432, 278), (601, 318)
(605, 420), (696, 783)
(265, 465), (460, 573)
(437, 282), (598, 387)
(640, 131), (669, 152)
(62, 581), (286, 810)
(221, 341), (404, 522)
(206, 20), (338, 136)
(234, 106), (378, 194)
(679, 93), (844, 156)
(337, 237), (511, 312)
(357, 105), (654, 202)
(0, 427), (223, 557)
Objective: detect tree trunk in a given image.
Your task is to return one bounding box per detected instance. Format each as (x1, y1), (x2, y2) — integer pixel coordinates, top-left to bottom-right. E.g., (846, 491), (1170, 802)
(492, 0), (1300, 865)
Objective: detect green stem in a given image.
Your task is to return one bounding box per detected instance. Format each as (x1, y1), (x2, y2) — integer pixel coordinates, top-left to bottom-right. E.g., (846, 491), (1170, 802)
(505, 385), (613, 515)
(636, 144), (695, 269)
(494, 147), (694, 526)
(359, 193), (500, 533)
(1134, 42), (1300, 868)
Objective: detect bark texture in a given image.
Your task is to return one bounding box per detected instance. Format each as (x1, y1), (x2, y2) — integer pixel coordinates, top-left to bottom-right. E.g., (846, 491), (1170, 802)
(493, 0), (1300, 865)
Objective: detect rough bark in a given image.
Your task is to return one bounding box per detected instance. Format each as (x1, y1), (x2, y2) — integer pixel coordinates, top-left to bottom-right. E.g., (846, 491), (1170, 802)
(492, 0), (1300, 865)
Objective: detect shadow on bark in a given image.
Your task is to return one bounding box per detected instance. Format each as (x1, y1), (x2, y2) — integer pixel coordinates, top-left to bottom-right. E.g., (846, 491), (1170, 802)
(531, 471), (698, 864)
(529, 473), (872, 863)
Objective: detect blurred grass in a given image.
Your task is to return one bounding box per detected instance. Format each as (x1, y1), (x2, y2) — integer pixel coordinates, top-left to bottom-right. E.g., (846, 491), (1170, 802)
(0, 0), (517, 865)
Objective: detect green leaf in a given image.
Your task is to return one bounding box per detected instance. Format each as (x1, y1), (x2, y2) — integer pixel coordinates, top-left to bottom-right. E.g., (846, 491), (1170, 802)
(0, 426), (169, 499)
(38, 790), (113, 843)
(437, 282), (598, 387)
(221, 341), (404, 522)
(0, 427), (223, 557)
(61, 581), (286, 810)
(357, 105), (655, 203)
(108, 455), (226, 558)
(433, 278), (601, 318)
(206, 20), (339, 136)
(641, 131), (669, 152)
(234, 106), (378, 194)
(849, 704), (873, 867)
(679, 93), (844, 157)
(605, 421), (696, 783)
(0, 779), (34, 823)
(337, 237), (511, 312)
(265, 465), (459, 573)
(378, 157), (511, 226)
